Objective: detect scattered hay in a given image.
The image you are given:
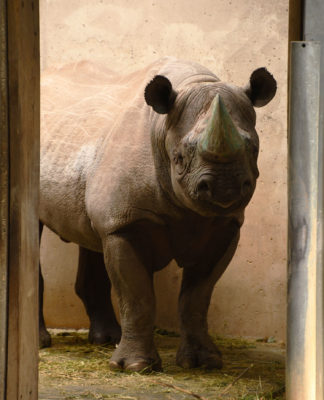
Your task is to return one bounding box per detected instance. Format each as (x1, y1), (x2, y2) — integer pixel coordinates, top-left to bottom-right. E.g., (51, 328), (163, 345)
(39, 330), (285, 400)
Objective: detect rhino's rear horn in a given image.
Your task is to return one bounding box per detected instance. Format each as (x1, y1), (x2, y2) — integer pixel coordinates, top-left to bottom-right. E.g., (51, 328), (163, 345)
(144, 75), (177, 114)
(244, 67), (277, 108)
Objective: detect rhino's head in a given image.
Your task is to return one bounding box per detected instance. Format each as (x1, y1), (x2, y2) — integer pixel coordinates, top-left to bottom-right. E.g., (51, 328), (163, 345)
(145, 68), (276, 217)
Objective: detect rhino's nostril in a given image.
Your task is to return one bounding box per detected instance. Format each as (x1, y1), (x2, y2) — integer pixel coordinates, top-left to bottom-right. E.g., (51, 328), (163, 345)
(197, 179), (214, 200)
(197, 180), (210, 193)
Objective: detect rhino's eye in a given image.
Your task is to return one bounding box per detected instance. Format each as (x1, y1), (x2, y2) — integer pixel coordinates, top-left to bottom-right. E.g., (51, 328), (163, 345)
(173, 151), (184, 165)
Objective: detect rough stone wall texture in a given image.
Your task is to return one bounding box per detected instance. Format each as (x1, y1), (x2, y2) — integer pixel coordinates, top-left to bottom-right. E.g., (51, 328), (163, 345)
(40, 0), (288, 340)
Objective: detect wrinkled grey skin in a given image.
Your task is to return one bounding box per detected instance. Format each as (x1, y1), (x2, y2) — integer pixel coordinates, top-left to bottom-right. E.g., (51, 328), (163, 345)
(39, 57), (276, 371)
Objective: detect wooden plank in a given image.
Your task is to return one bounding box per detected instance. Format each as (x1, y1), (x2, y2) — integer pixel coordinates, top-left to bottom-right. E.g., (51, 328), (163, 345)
(288, 0), (303, 113)
(288, 0), (303, 116)
(289, 0), (303, 42)
(5, 1), (40, 399)
(0, 0), (9, 398)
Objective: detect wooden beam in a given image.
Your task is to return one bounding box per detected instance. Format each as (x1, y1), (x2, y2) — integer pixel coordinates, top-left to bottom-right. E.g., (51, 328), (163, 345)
(289, 0), (303, 42)
(288, 0), (303, 113)
(0, 0), (40, 399)
(0, 0), (9, 398)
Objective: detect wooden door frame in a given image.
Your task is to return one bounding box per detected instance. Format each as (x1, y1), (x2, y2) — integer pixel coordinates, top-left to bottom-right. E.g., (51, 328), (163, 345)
(0, 1), (40, 399)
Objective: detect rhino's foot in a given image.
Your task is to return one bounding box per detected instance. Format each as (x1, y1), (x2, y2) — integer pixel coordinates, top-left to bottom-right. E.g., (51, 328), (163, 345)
(108, 340), (162, 373)
(88, 323), (121, 345)
(176, 335), (223, 369)
(109, 358), (162, 373)
(39, 328), (52, 349)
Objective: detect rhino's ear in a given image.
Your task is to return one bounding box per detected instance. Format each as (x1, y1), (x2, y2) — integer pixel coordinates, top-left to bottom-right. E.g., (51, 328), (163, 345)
(244, 67), (277, 107)
(144, 75), (177, 114)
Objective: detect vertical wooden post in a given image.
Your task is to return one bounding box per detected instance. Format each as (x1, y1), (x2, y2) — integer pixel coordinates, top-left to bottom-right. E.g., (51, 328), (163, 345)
(288, 0), (303, 43)
(0, 1), (9, 399)
(0, 0), (40, 399)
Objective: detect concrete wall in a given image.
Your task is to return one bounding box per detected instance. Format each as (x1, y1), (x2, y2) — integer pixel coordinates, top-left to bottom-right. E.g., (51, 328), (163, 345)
(40, 0), (288, 340)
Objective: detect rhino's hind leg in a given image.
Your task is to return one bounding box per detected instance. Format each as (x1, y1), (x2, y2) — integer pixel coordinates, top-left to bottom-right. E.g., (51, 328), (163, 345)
(39, 267), (52, 348)
(103, 234), (162, 373)
(176, 230), (240, 369)
(39, 221), (52, 348)
(75, 247), (121, 344)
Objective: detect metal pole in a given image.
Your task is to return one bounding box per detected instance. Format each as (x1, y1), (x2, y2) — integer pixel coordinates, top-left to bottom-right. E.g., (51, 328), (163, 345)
(287, 40), (322, 400)
(303, 2), (324, 397)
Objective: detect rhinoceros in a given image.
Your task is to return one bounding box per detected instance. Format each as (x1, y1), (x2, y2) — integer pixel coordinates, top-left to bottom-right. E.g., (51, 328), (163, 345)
(39, 57), (276, 371)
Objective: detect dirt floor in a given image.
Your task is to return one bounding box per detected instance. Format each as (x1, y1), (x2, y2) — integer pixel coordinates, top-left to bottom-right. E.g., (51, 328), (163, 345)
(39, 330), (285, 400)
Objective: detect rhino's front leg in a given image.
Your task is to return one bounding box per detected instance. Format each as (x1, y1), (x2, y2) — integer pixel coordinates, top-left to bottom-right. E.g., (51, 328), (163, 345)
(103, 234), (161, 372)
(176, 230), (240, 369)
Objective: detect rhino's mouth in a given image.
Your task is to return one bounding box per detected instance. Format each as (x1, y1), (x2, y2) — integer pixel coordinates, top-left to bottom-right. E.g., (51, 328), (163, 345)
(189, 191), (253, 217)
(181, 170), (256, 217)
(198, 192), (252, 215)
(197, 166), (252, 198)
(196, 173), (244, 205)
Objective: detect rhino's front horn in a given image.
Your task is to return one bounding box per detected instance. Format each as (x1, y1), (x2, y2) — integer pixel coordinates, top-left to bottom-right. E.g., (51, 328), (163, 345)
(198, 94), (244, 160)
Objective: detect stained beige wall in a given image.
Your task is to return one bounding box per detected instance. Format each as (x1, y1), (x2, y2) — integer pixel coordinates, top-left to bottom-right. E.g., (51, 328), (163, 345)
(40, 0), (288, 340)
